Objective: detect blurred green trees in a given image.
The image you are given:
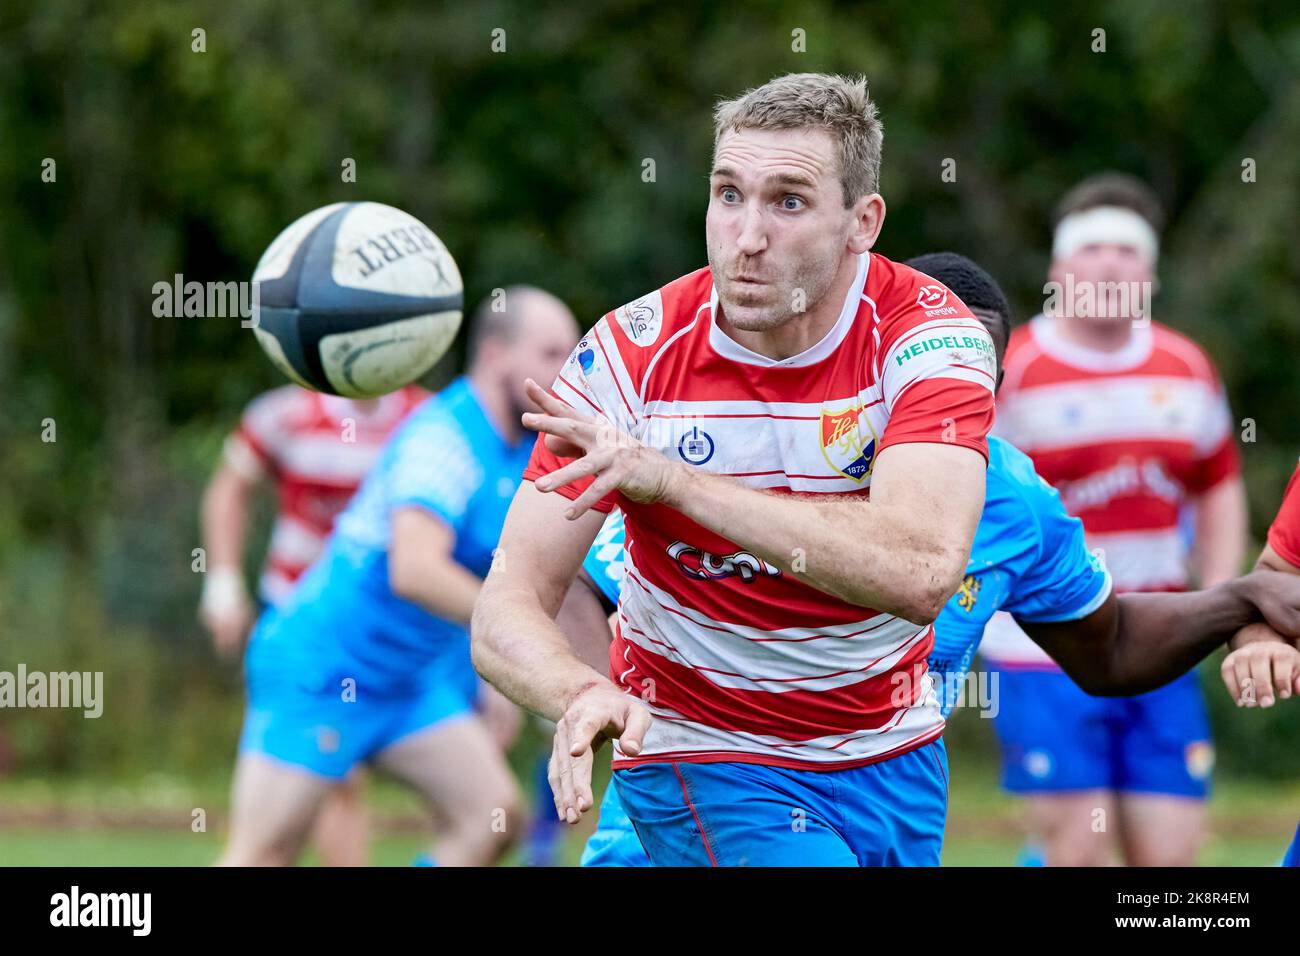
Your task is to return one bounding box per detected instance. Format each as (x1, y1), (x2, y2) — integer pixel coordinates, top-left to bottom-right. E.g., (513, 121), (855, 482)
(0, 0), (1297, 776)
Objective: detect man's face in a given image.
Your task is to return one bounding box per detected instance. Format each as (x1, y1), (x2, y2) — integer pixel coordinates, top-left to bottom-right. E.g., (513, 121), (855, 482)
(706, 127), (857, 332)
(495, 297), (579, 413)
(1049, 240), (1154, 325)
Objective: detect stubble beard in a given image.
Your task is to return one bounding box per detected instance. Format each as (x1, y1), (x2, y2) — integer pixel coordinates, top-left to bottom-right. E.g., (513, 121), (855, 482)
(708, 244), (841, 333)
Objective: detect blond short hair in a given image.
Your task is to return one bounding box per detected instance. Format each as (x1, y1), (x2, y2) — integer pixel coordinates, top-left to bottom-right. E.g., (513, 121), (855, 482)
(713, 73), (883, 206)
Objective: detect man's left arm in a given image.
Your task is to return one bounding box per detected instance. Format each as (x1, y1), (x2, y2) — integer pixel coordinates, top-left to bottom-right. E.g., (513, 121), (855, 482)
(389, 506), (482, 624)
(522, 303), (998, 625)
(524, 369), (986, 624)
(661, 442), (986, 624)
(1018, 566), (1300, 701)
(998, 474), (1298, 699)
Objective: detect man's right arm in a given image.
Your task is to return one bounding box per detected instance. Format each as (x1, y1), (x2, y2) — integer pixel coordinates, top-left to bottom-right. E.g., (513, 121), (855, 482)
(470, 481), (616, 722)
(198, 458), (260, 656)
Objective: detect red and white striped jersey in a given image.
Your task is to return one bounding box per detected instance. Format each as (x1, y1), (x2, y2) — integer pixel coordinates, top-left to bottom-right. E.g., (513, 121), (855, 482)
(225, 384), (427, 604)
(525, 252), (997, 770)
(981, 314), (1240, 667)
(1266, 457), (1300, 570)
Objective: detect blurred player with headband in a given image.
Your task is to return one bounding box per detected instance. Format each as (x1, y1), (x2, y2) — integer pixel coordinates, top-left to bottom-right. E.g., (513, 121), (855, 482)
(983, 172), (1248, 866)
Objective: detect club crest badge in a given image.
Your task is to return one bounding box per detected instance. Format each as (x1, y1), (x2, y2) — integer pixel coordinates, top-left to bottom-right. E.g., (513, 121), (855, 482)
(820, 403), (877, 482)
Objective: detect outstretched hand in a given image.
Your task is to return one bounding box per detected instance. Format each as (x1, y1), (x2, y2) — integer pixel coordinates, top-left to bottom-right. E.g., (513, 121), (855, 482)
(521, 379), (682, 518)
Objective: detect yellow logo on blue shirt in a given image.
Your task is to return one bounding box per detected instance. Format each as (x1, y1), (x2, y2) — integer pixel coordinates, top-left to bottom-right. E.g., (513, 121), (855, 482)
(957, 574), (981, 612)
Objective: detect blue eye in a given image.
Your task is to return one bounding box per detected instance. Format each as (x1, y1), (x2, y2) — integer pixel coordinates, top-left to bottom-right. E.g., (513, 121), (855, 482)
(720, 187), (740, 203)
(782, 195), (804, 210)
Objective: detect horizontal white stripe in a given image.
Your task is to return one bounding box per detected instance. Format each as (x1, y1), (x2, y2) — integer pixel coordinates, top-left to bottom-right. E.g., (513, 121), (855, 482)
(1086, 528), (1188, 591)
(223, 434), (268, 482)
(273, 434), (389, 482)
(642, 396), (879, 419)
(620, 550), (927, 693)
(613, 686), (944, 765)
(266, 515), (329, 566)
(882, 318), (996, 410)
(1027, 313), (1154, 372)
(1000, 375), (1230, 453)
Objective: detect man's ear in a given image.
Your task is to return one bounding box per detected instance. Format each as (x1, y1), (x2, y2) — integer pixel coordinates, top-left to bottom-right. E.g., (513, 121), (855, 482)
(848, 193), (886, 254)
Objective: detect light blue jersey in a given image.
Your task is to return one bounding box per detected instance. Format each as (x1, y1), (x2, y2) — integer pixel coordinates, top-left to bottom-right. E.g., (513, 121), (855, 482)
(239, 376), (534, 777)
(578, 435), (1112, 865)
(929, 436), (1112, 717)
(581, 507), (625, 607)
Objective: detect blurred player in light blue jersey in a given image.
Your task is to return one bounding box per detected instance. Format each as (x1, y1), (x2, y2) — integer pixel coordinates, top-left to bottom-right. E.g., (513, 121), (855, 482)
(218, 286), (578, 866)
(557, 253), (1300, 865)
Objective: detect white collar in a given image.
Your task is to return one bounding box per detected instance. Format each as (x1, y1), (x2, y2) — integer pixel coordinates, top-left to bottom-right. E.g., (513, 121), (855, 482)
(1029, 313), (1153, 372)
(707, 252), (869, 368)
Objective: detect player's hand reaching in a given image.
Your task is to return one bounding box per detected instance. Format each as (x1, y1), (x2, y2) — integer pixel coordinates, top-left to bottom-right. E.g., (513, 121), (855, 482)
(547, 682), (652, 824)
(522, 379), (683, 518)
(1236, 568), (1300, 642)
(1221, 623), (1300, 708)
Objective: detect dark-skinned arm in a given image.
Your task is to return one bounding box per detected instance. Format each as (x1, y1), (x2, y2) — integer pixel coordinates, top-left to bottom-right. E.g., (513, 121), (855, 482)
(1019, 569), (1300, 697)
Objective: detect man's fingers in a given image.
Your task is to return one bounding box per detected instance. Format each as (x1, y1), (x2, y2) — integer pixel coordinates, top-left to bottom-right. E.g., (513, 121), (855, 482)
(1235, 655), (1258, 707)
(549, 721), (574, 820)
(523, 411), (595, 445)
(571, 746), (596, 815)
(1273, 651), (1296, 700)
(1220, 656), (1241, 704)
(535, 454), (601, 493)
(546, 750), (565, 818)
(543, 432), (588, 460)
(565, 470), (621, 520)
(618, 702), (652, 756)
(524, 378), (569, 415)
(1249, 653), (1276, 708)
(567, 707), (612, 757)
(554, 723), (582, 824)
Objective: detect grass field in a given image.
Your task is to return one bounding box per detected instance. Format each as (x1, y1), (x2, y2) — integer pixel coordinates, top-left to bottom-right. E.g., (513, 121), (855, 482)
(3, 759), (1296, 866)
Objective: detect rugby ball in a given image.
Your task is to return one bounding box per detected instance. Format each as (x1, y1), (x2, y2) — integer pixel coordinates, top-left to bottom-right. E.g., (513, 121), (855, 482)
(250, 201), (463, 398)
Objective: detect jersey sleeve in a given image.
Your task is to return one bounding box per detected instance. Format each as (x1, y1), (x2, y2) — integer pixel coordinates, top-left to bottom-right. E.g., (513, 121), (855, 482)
(522, 317), (636, 515)
(875, 292), (998, 460)
(386, 416), (484, 529)
(1188, 372), (1241, 493)
(1266, 459), (1300, 569)
(1004, 477), (1113, 623)
(226, 386), (302, 479)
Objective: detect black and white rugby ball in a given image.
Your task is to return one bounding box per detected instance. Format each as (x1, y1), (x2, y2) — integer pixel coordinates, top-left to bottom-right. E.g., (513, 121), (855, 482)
(251, 201), (463, 398)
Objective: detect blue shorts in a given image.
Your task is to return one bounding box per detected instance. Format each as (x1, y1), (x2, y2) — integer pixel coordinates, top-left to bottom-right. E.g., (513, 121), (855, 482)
(581, 781), (652, 867)
(610, 739), (949, 867)
(991, 668), (1213, 798)
(238, 612), (479, 780)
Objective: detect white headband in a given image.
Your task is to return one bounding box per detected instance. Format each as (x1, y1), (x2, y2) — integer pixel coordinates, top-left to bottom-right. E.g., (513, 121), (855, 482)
(1052, 205), (1159, 263)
